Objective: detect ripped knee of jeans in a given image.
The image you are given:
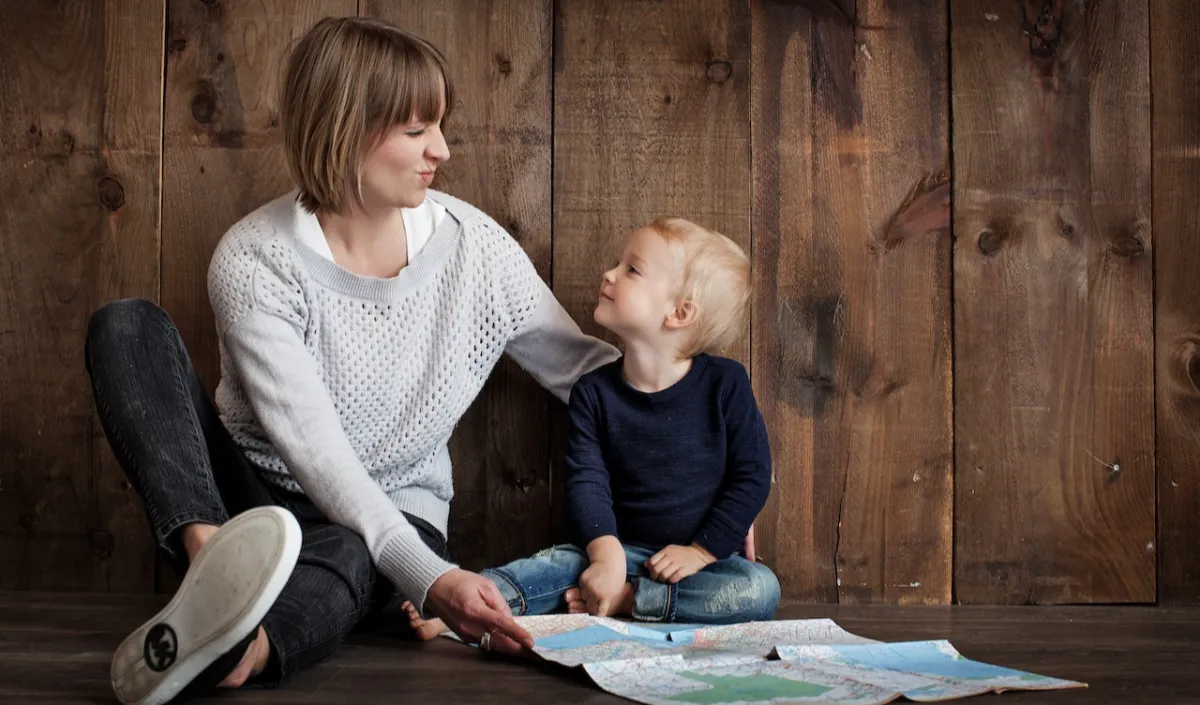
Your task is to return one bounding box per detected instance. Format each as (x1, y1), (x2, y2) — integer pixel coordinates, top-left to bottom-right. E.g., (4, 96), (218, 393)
(704, 564), (781, 620)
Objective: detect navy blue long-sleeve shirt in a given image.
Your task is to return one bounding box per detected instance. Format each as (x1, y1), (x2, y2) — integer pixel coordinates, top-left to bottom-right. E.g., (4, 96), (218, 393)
(563, 354), (772, 559)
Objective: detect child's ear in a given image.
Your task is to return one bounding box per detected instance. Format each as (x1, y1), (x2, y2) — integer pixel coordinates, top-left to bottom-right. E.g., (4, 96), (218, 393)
(665, 300), (699, 330)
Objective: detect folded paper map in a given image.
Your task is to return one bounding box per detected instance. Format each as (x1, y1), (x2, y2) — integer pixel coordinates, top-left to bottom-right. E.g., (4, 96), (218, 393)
(450, 615), (1085, 704)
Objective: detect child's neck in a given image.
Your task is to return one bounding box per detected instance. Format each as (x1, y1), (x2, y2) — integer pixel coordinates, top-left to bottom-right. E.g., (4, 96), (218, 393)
(620, 340), (693, 393)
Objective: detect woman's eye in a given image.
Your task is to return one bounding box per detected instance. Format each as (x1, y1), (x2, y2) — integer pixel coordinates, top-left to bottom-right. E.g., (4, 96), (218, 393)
(407, 129), (426, 137)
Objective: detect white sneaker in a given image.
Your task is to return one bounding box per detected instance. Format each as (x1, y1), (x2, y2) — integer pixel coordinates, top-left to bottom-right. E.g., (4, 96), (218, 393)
(110, 506), (302, 705)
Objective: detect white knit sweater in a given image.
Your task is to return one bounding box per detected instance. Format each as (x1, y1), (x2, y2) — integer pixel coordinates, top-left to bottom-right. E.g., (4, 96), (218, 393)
(207, 190), (619, 612)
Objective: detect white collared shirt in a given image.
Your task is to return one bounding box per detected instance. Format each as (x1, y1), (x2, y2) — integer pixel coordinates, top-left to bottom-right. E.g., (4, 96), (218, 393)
(293, 197), (447, 265)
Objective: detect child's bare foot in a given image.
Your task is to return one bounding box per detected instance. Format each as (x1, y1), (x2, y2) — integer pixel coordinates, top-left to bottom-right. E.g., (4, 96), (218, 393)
(402, 600), (448, 641)
(612, 582), (635, 616)
(564, 583), (634, 617)
(565, 587), (587, 613)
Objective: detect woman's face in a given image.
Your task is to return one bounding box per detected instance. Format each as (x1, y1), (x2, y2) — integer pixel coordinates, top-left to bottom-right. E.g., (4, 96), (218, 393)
(359, 117), (450, 209)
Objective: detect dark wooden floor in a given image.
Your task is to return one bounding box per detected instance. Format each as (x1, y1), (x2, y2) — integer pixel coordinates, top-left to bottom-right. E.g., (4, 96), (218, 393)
(2, 592), (1197, 704)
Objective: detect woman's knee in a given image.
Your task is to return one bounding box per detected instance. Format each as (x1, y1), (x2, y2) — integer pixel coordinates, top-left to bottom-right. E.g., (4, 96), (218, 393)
(86, 298), (171, 358)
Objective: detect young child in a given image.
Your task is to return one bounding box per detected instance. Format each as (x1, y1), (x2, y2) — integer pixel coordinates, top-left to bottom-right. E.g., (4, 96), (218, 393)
(409, 217), (777, 636)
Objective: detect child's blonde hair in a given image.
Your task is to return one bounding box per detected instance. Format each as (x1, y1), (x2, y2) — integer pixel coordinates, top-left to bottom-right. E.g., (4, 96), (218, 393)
(649, 217), (750, 358)
(280, 16), (455, 214)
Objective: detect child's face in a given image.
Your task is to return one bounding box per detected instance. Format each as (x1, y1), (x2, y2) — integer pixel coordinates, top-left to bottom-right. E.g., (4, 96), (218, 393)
(594, 228), (684, 343)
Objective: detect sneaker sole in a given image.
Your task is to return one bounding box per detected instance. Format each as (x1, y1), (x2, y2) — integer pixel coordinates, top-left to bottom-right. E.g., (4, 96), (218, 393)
(110, 506), (302, 705)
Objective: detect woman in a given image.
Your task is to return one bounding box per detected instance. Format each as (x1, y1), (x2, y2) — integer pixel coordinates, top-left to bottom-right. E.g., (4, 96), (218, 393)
(86, 16), (618, 705)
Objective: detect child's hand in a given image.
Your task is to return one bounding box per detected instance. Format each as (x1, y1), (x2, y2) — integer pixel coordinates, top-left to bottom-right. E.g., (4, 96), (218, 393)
(578, 559), (627, 616)
(744, 524), (757, 562)
(646, 544), (716, 584)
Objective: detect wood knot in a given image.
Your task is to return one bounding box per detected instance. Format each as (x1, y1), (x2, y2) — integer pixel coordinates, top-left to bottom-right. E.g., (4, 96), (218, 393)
(89, 529), (115, 559)
(495, 54), (512, 75)
(98, 177), (125, 211)
(508, 221), (521, 237)
(977, 228), (1005, 255)
(1057, 215), (1076, 240)
(664, 94), (672, 104)
(1112, 234), (1145, 259)
(706, 60), (733, 83)
(191, 83), (218, 124)
(18, 513), (35, 530)
(514, 478), (533, 493)
(167, 37), (187, 53)
(1025, 5), (1061, 58)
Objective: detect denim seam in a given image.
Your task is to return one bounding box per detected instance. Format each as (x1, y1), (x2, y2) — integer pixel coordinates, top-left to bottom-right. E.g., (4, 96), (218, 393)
(487, 569), (528, 615)
(161, 315), (221, 506)
(631, 578), (676, 623)
(88, 346), (164, 527)
(157, 509), (227, 541)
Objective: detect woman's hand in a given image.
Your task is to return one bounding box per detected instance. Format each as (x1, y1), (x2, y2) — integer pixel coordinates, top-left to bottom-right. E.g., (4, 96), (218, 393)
(645, 544), (716, 584)
(424, 569), (534, 655)
(578, 559), (628, 616)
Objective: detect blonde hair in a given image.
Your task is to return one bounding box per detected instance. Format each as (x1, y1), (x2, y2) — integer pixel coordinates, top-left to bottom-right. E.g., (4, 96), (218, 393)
(280, 16), (455, 214)
(648, 217), (750, 358)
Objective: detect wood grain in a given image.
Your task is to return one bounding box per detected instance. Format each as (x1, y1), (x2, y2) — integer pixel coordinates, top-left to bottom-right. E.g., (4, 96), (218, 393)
(1153, 0), (1200, 606)
(362, 0), (555, 569)
(952, 0), (1155, 603)
(551, 0), (752, 542)
(750, 0), (952, 603)
(0, 1), (163, 591)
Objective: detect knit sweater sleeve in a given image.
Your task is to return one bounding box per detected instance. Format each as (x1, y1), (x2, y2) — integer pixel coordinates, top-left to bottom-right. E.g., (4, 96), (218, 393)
(490, 227), (620, 403)
(207, 233), (456, 614)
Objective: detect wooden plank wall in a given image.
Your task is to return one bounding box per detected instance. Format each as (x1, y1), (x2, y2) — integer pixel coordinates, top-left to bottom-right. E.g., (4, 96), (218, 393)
(1, 0), (1195, 605)
(952, 0), (1155, 604)
(1153, 0), (1200, 606)
(0, 1), (162, 591)
(751, 0), (952, 605)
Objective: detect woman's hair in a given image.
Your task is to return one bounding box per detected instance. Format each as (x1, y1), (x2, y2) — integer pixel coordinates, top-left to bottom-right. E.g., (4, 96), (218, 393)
(648, 217), (751, 358)
(280, 16), (455, 214)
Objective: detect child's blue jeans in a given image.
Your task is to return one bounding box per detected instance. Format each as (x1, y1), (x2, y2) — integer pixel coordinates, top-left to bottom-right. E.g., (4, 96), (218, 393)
(481, 543), (781, 624)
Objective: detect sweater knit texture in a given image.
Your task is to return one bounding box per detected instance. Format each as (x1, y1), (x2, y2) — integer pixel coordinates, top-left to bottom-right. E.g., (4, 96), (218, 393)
(207, 189), (619, 612)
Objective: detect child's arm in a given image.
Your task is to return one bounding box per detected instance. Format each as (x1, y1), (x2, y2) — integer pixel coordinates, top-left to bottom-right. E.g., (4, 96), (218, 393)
(646, 365), (772, 583)
(693, 365), (772, 559)
(564, 382), (627, 613)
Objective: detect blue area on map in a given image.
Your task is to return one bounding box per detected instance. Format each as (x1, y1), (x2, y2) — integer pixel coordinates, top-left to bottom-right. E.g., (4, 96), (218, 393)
(536, 623), (706, 651)
(830, 642), (1032, 680)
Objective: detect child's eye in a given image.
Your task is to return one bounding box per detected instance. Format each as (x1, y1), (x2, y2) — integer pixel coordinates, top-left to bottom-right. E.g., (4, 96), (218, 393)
(407, 128), (427, 137)
(627, 265), (640, 275)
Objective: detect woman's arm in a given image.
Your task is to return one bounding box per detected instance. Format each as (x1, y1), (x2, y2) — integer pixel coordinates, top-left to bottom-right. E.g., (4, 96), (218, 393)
(222, 309), (456, 612)
(505, 279), (621, 403)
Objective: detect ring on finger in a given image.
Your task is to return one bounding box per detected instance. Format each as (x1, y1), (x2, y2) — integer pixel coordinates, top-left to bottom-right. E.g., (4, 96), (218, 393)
(480, 630), (493, 652)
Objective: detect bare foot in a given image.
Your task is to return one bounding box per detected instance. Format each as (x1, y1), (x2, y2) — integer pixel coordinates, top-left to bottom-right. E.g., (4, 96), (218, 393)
(612, 582), (635, 617)
(402, 600), (448, 641)
(564, 587), (587, 614)
(564, 584), (634, 617)
(218, 626), (270, 688)
(181, 523), (220, 562)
